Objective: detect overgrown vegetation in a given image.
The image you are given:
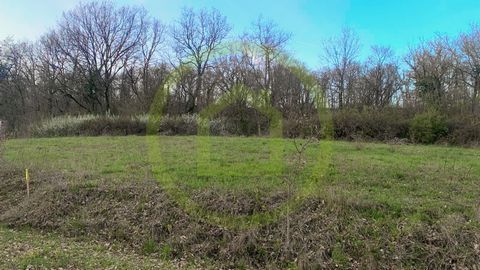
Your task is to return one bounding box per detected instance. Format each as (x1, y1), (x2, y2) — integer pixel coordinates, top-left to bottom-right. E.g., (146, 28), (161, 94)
(30, 115), (147, 137)
(1, 136), (479, 269)
(29, 114), (266, 138)
(28, 112), (480, 146)
(1, 1), (479, 146)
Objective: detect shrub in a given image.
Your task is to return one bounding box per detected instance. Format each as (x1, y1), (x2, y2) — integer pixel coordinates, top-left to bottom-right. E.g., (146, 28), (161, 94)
(157, 114), (198, 135)
(157, 113), (268, 137)
(333, 108), (411, 141)
(445, 115), (480, 146)
(31, 115), (147, 137)
(409, 111), (448, 144)
(215, 104), (270, 136)
(31, 113), (270, 138)
(157, 105), (272, 137)
(283, 117), (322, 138)
(78, 116), (146, 136)
(27, 109), (478, 146)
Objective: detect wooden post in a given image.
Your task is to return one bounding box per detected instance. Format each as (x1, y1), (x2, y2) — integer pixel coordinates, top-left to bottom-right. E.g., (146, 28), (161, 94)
(25, 169), (30, 197)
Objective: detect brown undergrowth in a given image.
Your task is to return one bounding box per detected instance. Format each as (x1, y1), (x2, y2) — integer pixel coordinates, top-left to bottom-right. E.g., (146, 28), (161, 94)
(1, 162), (479, 269)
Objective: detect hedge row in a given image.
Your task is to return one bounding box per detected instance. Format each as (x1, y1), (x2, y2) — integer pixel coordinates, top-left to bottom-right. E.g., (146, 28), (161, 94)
(29, 110), (479, 146)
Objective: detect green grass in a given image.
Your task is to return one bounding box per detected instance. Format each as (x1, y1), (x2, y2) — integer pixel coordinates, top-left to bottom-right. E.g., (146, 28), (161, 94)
(4, 136), (150, 181)
(2, 136), (480, 267)
(0, 225), (201, 269)
(328, 142), (480, 222)
(4, 136), (480, 224)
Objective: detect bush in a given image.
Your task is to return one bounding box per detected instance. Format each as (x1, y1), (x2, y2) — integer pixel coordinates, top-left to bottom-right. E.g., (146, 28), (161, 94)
(409, 111), (448, 144)
(157, 114), (198, 135)
(215, 104), (270, 136)
(78, 116), (146, 136)
(333, 108), (411, 141)
(445, 115), (480, 146)
(31, 115), (147, 137)
(158, 103), (273, 137)
(283, 117), (322, 138)
(158, 112), (268, 137)
(31, 113), (269, 138)
(26, 109), (479, 146)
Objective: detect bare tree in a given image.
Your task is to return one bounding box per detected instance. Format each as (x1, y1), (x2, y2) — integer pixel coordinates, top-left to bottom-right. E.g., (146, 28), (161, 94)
(48, 1), (154, 113)
(323, 27), (361, 108)
(119, 18), (167, 113)
(405, 37), (456, 108)
(457, 24), (480, 113)
(245, 16), (291, 105)
(0, 39), (39, 129)
(361, 46), (402, 107)
(171, 7), (231, 112)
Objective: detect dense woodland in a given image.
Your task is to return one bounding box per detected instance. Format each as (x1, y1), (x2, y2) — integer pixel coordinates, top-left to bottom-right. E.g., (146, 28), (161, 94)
(0, 1), (479, 144)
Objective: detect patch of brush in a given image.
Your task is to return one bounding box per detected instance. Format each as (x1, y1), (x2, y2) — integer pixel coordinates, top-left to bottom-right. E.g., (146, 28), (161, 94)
(1, 162), (479, 269)
(189, 187), (291, 216)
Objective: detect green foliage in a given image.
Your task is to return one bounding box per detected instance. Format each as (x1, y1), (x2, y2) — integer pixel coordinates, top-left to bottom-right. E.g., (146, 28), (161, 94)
(160, 244), (173, 259)
(332, 243), (349, 267)
(409, 110), (448, 144)
(142, 239), (159, 255)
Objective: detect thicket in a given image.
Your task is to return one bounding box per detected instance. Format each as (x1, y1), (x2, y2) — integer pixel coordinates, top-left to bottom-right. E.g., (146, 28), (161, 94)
(27, 107), (480, 146)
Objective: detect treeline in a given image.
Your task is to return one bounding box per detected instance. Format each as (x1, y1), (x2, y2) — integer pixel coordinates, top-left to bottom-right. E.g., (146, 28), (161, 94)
(0, 1), (479, 144)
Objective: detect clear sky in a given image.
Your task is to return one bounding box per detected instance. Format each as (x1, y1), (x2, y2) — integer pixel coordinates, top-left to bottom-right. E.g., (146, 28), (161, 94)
(1, 0), (480, 68)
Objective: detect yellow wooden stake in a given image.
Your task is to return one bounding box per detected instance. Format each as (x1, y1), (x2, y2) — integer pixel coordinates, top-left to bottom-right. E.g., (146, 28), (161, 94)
(25, 169), (30, 197)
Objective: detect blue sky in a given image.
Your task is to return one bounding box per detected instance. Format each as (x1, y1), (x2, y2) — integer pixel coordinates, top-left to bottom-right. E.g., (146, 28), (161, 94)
(1, 0), (480, 68)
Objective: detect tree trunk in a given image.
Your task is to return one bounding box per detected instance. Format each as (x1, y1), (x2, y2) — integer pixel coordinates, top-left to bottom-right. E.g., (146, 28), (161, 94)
(473, 76), (479, 114)
(105, 85), (110, 113)
(193, 65), (202, 113)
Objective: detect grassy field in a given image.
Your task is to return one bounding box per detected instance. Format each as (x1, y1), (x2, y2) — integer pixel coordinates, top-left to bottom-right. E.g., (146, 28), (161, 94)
(4, 136), (480, 220)
(1, 136), (480, 268)
(0, 225), (202, 269)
